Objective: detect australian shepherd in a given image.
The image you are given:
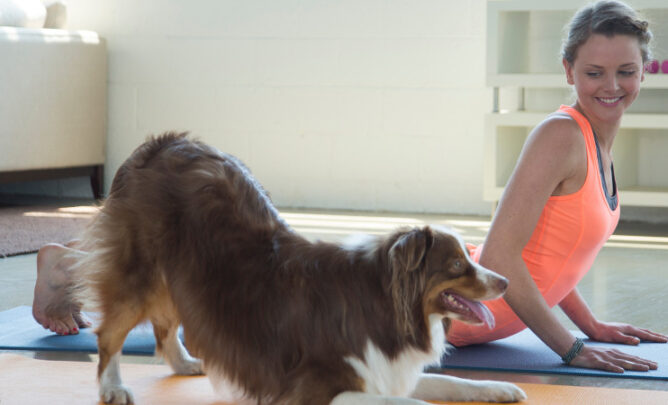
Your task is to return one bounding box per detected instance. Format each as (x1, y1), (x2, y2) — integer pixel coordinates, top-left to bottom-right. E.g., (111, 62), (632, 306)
(71, 133), (526, 404)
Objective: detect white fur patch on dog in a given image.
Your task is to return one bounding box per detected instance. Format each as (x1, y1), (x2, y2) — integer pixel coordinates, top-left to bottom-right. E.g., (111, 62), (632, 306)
(344, 314), (449, 397)
(341, 233), (379, 261)
(207, 369), (256, 405)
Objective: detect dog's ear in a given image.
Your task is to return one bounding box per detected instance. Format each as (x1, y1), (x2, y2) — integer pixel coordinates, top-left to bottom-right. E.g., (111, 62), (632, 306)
(389, 227), (433, 339)
(389, 226), (433, 272)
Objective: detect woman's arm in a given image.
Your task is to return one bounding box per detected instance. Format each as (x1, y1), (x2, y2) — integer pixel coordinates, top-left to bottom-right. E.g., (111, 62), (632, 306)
(482, 115), (658, 372)
(481, 115), (583, 356)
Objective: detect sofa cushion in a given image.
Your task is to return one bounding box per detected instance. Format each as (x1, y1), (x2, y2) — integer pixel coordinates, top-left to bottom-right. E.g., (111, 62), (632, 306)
(0, 0), (46, 28)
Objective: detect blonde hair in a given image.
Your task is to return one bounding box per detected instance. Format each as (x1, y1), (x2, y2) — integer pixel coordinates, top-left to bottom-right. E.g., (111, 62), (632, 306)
(562, 0), (652, 64)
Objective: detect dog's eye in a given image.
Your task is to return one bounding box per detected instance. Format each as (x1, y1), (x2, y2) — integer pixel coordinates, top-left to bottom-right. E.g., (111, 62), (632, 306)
(454, 260), (462, 269)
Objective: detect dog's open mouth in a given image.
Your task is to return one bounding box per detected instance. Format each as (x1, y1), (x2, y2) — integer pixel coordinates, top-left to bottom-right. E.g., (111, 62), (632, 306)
(441, 291), (495, 329)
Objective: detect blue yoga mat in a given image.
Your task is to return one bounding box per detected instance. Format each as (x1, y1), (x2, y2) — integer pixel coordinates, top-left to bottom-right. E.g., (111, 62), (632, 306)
(441, 328), (668, 380)
(3, 306), (667, 380)
(0, 306), (181, 355)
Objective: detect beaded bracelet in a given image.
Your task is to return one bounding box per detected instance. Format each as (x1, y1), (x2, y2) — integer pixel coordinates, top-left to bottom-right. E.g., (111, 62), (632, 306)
(562, 337), (585, 365)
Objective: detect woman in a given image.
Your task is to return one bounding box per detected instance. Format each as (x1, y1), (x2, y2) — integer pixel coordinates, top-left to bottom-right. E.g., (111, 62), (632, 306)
(447, 0), (667, 372)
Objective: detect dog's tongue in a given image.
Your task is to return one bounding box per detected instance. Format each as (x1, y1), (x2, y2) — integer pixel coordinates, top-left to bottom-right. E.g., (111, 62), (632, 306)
(452, 294), (495, 329)
(467, 299), (495, 329)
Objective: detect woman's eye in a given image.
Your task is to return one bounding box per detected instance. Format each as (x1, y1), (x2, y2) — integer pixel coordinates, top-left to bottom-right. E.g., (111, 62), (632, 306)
(619, 70), (636, 76)
(586, 72), (601, 77)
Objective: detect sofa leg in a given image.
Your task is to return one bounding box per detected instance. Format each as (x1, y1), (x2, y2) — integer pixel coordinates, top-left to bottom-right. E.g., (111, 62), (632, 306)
(90, 165), (104, 200)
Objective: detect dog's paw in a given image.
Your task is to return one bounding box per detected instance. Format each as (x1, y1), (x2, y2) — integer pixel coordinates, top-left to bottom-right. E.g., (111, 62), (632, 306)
(479, 381), (527, 403)
(172, 357), (205, 376)
(100, 384), (135, 404)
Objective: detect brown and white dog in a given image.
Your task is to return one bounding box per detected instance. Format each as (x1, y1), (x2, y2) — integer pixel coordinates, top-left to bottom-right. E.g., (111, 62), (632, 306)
(72, 133), (526, 404)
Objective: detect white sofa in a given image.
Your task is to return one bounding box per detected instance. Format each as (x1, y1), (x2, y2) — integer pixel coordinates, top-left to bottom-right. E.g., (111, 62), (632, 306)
(0, 27), (107, 198)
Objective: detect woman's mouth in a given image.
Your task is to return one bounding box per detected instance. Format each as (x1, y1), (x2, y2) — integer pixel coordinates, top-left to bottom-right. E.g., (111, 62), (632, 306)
(595, 96), (623, 107)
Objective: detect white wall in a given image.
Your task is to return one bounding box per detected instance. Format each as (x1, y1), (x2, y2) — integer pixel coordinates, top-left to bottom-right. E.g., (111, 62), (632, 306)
(64, 0), (492, 215)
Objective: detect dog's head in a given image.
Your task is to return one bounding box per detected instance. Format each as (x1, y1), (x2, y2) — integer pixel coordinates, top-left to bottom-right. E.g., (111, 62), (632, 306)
(388, 225), (507, 334)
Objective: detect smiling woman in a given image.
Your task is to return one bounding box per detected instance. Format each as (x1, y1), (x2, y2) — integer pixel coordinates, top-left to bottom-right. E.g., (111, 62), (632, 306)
(446, 0), (668, 374)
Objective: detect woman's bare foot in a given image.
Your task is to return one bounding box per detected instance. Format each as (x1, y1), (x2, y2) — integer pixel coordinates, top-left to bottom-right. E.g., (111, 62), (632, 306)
(32, 242), (91, 335)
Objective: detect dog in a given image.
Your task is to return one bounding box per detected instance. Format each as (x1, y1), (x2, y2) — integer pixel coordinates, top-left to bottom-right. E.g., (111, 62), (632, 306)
(71, 132), (526, 404)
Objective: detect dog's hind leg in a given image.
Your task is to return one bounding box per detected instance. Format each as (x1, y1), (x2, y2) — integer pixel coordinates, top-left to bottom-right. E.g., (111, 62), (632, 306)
(97, 308), (143, 405)
(151, 312), (203, 376)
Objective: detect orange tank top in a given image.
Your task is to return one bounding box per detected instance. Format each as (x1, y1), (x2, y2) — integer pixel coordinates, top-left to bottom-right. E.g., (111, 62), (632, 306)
(447, 105), (620, 346)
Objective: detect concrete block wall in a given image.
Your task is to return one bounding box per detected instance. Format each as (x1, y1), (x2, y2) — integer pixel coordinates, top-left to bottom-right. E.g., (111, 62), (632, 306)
(64, 0), (491, 214)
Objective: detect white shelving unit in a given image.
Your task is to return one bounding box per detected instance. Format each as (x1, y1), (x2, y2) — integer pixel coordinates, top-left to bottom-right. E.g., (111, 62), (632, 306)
(484, 0), (668, 207)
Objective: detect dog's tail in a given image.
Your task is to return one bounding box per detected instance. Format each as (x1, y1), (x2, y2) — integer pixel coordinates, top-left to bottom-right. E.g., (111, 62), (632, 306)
(107, 131), (191, 196)
(65, 132), (192, 311)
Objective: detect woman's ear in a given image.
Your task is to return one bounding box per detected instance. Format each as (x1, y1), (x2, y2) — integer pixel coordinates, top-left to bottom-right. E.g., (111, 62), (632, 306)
(563, 58), (575, 85)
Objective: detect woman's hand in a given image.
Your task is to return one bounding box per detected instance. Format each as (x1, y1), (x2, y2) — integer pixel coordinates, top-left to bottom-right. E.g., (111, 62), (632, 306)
(584, 321), (668, 345)
(570, 322), (667, 373)
(570, 345), (658, 373)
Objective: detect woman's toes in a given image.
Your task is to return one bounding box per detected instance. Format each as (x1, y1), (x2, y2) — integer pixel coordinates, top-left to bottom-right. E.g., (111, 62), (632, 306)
(52, 321), (64, 334)
(64, 318), (78, 334)
(49, 318), (75, 335)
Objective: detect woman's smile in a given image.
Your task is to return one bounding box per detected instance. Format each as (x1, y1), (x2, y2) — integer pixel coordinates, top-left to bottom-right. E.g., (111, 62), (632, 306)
(595, 95), (623, 107)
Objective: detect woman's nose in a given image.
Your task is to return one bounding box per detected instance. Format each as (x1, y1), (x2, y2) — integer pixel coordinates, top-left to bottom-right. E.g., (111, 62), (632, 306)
(602, 73), (620, 92)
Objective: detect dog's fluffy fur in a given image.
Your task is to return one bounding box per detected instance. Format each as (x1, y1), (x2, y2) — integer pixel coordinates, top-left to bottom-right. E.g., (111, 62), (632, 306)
(72, 133), (526, 404)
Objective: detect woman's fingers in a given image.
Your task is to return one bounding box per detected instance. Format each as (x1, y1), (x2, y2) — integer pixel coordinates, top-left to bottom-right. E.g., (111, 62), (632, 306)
(616, 326), (668, 344)
(593, 322), (668, 344)
(571, 346), (657, 373)
(608, 349), (657, 370)
(613, 330), (640, 345)
(630, 327), (668, 343)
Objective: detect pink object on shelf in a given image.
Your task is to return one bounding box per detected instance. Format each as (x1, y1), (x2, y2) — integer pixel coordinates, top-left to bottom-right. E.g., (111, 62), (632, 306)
(662, 60), (668, 74)
(645, 59), (659, 73)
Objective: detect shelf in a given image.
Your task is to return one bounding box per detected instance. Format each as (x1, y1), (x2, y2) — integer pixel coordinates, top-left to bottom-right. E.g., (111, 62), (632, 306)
(620, 188), (668, 207)
(488, 74), (668, 89)
(483, 187), (668, 207)
(487, 112), (668, 129)
(487, 0), (668, 12)
(483, 186), (504, 203)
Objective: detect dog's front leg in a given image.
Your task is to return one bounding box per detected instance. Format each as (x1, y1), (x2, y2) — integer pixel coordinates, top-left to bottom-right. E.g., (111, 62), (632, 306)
(411, 373), (526, 403)
(331, 391), (431, 405)
(99, 352), (134, 404)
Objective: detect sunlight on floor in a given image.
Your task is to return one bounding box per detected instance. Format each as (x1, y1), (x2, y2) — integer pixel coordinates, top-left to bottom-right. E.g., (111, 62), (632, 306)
(281, 210), (668, 250)
(280, 210), (492, 242)
(16, 205), (668, 250)
(606, 234), (668, 250)
(22, 205), (99, 219)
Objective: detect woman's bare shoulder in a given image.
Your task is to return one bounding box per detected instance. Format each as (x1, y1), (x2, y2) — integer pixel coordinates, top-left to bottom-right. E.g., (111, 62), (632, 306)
(508, 111), (586, 198)
(532, 111), (582, 144)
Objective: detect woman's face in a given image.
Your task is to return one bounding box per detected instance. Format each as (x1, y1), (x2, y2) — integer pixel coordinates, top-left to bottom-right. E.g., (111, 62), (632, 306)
(563, 34), (644, 125)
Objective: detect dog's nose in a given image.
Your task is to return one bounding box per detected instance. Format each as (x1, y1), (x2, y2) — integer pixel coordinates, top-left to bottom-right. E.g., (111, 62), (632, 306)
(495, 276), (509, 292)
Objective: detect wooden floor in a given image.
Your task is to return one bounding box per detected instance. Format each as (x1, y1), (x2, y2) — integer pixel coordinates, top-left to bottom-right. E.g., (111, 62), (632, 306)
(4, 353), (668, 405)
(2, 205), (668, 395)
